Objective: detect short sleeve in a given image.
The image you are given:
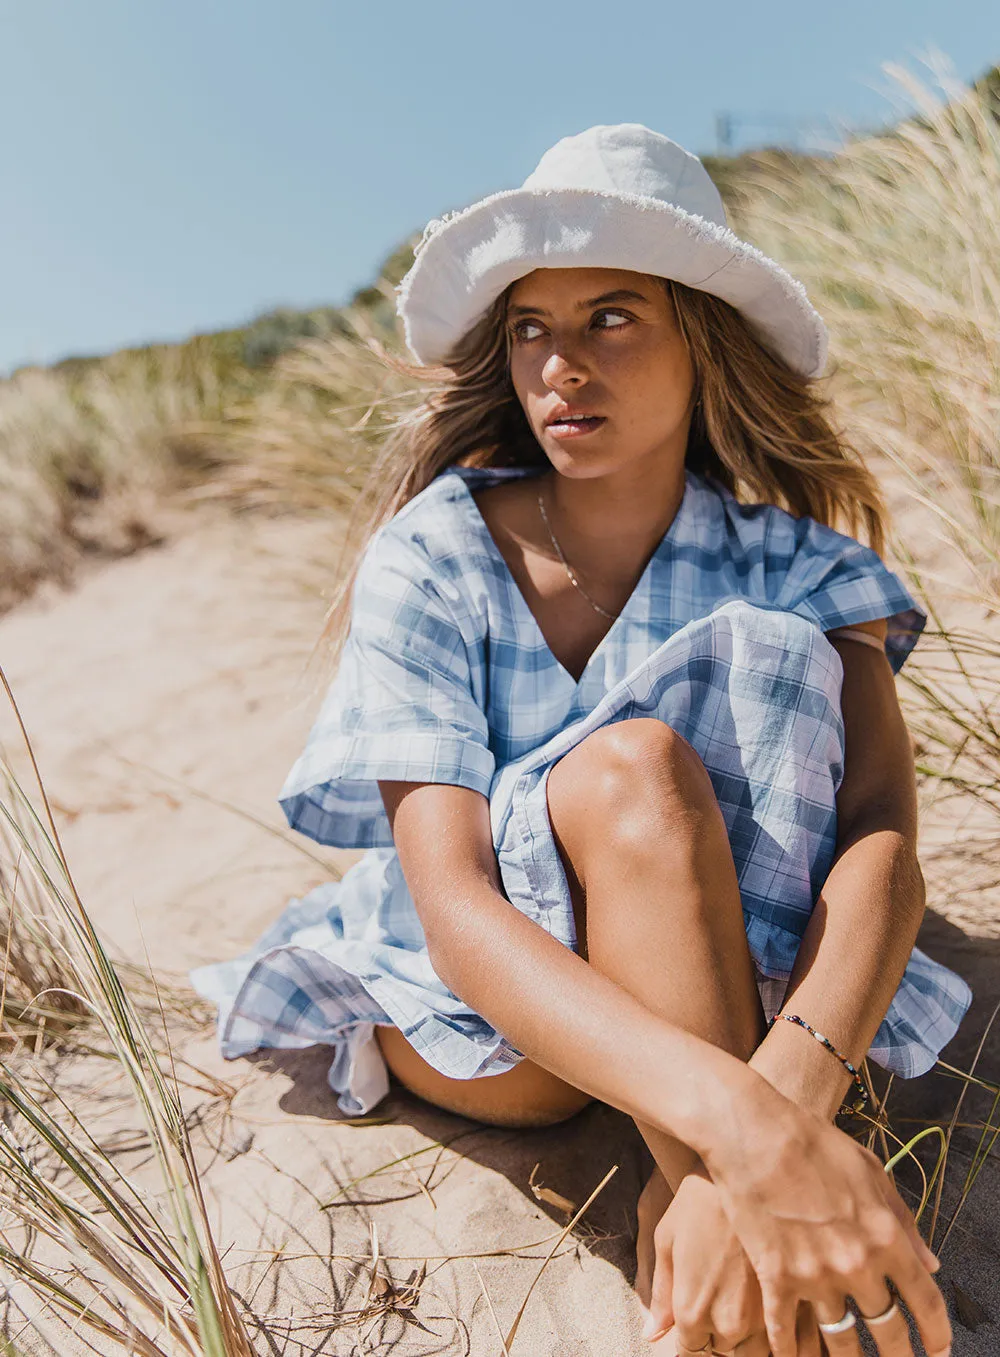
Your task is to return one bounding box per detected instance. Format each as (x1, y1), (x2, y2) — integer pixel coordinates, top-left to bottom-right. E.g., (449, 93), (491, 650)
(277, 525), (493, 849)
(763, 512), (926, 674)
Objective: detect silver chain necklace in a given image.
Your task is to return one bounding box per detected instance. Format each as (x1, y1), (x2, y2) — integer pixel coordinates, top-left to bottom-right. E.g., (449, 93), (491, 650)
(537, 489), (617, 621)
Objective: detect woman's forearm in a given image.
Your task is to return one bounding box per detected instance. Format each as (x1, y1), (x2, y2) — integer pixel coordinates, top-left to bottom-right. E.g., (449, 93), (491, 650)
(428, 873), (772, 1161)
(750, 823), (925, 1119)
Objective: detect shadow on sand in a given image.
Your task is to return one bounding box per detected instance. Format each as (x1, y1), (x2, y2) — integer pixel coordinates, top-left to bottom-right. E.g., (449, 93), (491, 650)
(241, 906), (1000, 1340)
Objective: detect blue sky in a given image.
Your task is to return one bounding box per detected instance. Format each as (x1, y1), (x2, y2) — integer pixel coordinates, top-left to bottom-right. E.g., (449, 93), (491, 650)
(2, 2), (997, 375)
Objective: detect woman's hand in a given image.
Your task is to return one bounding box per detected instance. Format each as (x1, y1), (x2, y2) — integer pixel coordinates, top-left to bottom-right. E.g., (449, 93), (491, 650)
(641, 1173), (826, 1355)
(643, 1173), (771, 1354)
(703, 1097), (951, 1357)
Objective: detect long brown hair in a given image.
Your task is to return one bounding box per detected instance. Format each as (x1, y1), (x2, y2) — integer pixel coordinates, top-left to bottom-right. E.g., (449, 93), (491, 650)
(312, 275), (886, 674)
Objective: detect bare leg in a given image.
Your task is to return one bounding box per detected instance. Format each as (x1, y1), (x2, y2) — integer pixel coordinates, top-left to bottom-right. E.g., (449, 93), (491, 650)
(379, 718), (764, 1138)
(544, 719), (767, 1300)
(378, 717), (766, 1295)
(374, 1023), (592, 1127)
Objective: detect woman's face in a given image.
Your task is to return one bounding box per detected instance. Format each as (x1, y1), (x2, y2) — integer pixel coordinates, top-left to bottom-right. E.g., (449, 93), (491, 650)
(505, 267), (696, 482)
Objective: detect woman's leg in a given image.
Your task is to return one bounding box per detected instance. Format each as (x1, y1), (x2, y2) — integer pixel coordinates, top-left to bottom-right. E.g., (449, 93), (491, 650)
(543, 718), (768, 1298)
(374, 1023), (592, 1127)
(378, 714), (765, 1161)
(377, 713), (765, 1327)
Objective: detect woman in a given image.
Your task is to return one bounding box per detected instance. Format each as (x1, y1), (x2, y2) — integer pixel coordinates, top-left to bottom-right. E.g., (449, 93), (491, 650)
(193, 124), (970, 1355)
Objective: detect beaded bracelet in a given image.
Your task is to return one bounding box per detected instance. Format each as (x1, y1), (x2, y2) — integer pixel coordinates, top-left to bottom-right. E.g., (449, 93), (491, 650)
(770, 1013), (869, 1114)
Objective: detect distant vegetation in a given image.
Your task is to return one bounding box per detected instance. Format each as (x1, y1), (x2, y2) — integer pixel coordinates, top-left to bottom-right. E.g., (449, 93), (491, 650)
(0, 58), (998, 1349)
(0, 61), (996, 620)
(0, 233), (411, 614)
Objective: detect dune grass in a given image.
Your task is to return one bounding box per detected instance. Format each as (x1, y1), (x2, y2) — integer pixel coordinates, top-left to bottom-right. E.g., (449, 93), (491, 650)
(0, 340), (246, 615)
(0, 667), (255, 1356)
(1, 53), (998, 1354)
(725, 61), (1000, 889)
(0, 241), (417, 621)
(183, 277), (419, 521)
(726, 58), (1000, 583)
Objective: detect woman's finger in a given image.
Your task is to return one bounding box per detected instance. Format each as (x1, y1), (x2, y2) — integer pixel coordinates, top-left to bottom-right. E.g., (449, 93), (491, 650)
(761, 1287), (800, 1357)
(888, 1248), (953, 1357)
(642, 1228), (676, 1343)
(674, 1335), (714, 1356)
(813, 1295), (862, 1357)
(853, 1286), (917, 1357)
(731, 1332), (770, 1356)
(878, 1174), (941, 1274)
(672, 1292), (714, 1354)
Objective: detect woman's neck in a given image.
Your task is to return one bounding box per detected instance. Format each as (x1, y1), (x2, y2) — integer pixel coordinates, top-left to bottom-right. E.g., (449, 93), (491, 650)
(544, 462), (688, 570)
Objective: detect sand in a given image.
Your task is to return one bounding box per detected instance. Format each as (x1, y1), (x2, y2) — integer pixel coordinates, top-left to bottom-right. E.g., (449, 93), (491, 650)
(0, 498), (996, 1355)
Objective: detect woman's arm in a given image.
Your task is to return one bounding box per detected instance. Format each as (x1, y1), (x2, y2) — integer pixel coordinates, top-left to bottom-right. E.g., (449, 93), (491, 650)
(378, 775), (768, 1156)
(749, 617), (926, 1116)
(381, 753), (950, 1357)
(644, 618), (942, 1350)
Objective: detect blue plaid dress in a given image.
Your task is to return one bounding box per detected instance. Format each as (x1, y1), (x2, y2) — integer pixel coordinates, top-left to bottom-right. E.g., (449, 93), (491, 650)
(191, 466), (972, 1113)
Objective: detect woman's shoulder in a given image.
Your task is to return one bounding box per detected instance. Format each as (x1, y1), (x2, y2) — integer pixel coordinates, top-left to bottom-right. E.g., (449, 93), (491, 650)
(354, 466), (531, 621)
(688, 474), (924, 669)
(367, 464), (542, 570)
(695, 473), (874, 564)
(360, 468), (479, 578)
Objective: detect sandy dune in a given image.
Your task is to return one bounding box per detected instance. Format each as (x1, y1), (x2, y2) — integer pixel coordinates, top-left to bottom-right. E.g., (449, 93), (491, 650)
(0, 500), (996, 1354)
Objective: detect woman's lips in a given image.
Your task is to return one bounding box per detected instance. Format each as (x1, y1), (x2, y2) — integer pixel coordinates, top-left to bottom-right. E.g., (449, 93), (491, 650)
(544, 416), (607, 439)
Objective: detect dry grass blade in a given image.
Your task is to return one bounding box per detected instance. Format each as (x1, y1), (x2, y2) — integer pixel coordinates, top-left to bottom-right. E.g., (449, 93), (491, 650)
(527, 1162), (576, 1214)
(471, 1260), (512, 1357)
(105, 747), (342, 875)
(503, 1164), (617, 1350)
(926, 999), (1000, 1249)
(0, 665), (256, 1355)
(320, 1129), (476, 1207)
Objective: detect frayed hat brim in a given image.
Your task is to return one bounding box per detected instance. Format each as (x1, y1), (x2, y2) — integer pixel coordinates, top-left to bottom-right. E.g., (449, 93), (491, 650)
(396, 185), (828, 378)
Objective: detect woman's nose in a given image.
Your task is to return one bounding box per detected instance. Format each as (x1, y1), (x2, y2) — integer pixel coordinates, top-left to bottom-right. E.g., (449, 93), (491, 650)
(541, 344), (588, 390)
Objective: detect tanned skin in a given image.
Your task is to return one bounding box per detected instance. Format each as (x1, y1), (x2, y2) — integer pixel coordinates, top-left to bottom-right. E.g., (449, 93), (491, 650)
(375, 268), (951, 1357)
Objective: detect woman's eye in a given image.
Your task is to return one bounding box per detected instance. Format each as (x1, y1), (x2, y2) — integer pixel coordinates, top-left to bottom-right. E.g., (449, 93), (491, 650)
(509, 310), (631, 342)
(593, 308), (631, 329)
(511, 320), (545, 342)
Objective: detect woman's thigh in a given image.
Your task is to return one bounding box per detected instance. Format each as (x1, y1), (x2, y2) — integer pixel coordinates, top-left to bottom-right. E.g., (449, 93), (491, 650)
(374, 1025), (592, 1128)
(376, 721), (732, 1126)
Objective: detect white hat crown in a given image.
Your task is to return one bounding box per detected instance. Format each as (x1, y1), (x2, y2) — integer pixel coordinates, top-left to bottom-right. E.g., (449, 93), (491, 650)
(397, 122), (828, 377)
(522, 124), (727, 229)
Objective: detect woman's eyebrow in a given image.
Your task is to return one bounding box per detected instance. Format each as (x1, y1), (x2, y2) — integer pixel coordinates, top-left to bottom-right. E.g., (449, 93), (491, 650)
(507, 288), (652, 317)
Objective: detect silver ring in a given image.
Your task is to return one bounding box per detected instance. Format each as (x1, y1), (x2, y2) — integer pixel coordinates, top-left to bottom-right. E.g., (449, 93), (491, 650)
(862, 1299), (901, 1327)
(817, 1309), (858, 1335)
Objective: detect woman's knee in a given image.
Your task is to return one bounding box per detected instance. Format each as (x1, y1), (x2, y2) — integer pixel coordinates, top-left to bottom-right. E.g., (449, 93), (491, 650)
(548, 718), (716, 843)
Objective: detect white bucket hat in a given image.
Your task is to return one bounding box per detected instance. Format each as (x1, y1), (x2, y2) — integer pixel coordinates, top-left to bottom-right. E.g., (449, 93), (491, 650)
(396, 123), (828, 378)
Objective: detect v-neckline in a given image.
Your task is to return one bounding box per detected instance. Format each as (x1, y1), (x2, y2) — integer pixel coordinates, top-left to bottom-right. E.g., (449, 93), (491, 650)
(449, 467), (693, 688)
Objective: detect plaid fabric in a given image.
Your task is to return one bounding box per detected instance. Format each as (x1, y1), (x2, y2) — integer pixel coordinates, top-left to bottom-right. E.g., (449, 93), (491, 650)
(191, 467), (971, 1113)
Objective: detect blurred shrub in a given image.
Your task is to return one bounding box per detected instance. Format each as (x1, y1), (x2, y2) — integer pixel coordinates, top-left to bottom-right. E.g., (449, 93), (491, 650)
(0, 338), (242, 609)
(241, 305), (349, 368)
(726, 60), (1000, 896)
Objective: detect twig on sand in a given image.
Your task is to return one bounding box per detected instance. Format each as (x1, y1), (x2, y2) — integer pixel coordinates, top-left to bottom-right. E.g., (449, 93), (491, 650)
(503, 1164), (618, 1350)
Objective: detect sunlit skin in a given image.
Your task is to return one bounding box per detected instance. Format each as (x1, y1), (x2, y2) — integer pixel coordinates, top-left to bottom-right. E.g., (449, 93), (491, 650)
(374, 268), (951, 1357)
(462, 267), (699, 681)
(506, 266), (695, 487)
